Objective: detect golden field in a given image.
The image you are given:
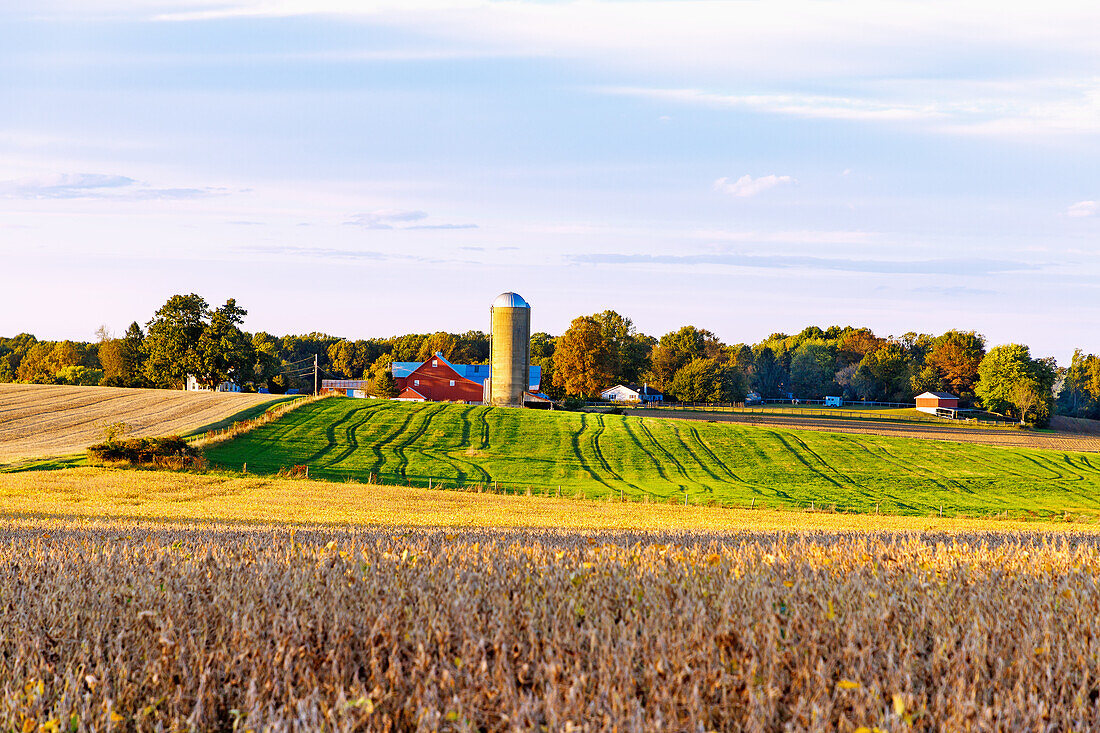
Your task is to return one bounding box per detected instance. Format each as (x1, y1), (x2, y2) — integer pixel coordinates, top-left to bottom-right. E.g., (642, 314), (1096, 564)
(4, 519), (1100, 731)
(0, 383), (286, 463)
(2, 466), (1098, 532)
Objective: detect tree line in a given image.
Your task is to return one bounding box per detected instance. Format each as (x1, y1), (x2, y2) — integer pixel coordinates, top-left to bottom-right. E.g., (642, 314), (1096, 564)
(2, 294), (1097, 426)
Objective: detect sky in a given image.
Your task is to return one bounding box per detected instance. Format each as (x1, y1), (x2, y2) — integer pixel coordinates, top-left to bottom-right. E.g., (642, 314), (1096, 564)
(1, 1), (1098, 362)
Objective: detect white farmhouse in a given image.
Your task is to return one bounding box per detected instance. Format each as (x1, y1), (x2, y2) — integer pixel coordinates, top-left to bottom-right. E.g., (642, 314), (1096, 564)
(599, 383), (664, 403)
(185, 375), (241, 392)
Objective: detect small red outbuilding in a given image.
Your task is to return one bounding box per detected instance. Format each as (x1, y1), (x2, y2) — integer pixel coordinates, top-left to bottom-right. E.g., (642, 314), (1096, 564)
(915, 391), (959, 415)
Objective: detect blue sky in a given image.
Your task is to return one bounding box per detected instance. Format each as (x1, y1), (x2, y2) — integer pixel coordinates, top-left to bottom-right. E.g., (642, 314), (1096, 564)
(1, 1), (1097, 361)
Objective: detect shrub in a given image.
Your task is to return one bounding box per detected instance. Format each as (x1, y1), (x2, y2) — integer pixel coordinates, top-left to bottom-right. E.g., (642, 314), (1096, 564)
(88, 436), (198, 465)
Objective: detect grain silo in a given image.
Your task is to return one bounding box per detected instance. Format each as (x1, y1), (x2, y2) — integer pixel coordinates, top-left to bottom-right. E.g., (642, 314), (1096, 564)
(488, 292), (531, 407)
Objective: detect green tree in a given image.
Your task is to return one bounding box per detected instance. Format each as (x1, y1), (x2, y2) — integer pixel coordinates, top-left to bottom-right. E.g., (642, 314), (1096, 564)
(451, 331), (489, 364)
(591, 310), (654, 385)
(976, 344), (1056, 425)
(367, 354), (399, 397)
(0, 334), (37, 382)
(552, 316), (612, 399)
(251, 333), (284, 391)
(668, 358), (746, 403)
(1058, 350), (1100, 419)
(192, 299), (256, 391)
(391, 334), (427, 362)
(788, 341), (837, 399)
(909, 365), (944, 395)
(530, 332), (560, 398)
(145, 295), (256, 390)
(56, 365), (103, 386)
(750, 346), (785, 398)
(854, 345), (911, 402)
(646, 326), (722, 391)
(144, 294), (209, 387)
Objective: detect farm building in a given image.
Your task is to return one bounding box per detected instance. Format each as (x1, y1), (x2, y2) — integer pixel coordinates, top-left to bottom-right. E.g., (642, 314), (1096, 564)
(184, 376), (241, 392)
(915, 391), (959, 416)
(321, 292), (543, 406)
(320, 353), (542, 404)
(599, 384), (664, 403)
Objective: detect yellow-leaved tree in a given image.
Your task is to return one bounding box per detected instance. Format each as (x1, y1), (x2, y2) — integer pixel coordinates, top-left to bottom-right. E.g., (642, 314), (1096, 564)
(551, 316), (612, 399)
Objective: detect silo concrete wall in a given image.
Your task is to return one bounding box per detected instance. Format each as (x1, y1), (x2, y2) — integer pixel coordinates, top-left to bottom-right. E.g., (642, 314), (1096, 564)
(489, 305), (530, 407)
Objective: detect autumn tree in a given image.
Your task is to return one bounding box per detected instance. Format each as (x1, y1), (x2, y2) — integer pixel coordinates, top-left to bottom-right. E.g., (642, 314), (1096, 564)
(926, 330), (986, 401)
(100, 322), (147, 387)
(417, 332), (458, 361)
(16, 341), (86, 383)
(838, 328), (885, 366)
(552, 316), (612, 398)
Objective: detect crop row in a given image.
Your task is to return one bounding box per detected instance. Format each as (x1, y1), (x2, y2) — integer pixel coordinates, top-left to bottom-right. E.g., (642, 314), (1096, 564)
(4, 523), (1100, 731)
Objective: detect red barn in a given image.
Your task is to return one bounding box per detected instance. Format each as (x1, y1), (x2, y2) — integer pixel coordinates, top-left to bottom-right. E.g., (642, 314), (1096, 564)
(321, 354), (542, 404)
(393, 354), (486, 403)
(915, 391), (959, 415)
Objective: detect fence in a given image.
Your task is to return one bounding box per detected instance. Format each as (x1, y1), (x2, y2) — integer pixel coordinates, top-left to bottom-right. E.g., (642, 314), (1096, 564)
(584, 399), (1019, 428)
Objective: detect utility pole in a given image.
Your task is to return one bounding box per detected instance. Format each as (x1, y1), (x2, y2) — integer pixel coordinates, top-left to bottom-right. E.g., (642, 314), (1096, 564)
(314, 353), (318, 395)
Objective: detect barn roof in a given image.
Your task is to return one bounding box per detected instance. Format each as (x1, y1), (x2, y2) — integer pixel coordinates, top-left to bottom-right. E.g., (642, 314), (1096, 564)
(916, 391), (958, 400)
(393, 358), (540, 391)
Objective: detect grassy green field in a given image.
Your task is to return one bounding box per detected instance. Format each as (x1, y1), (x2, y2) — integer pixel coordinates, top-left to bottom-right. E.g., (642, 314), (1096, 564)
(202, 397), (1100, 516)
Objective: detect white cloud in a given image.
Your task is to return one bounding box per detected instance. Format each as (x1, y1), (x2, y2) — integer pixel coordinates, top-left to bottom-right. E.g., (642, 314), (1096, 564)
(19, 2), (1100, 140)
(344, 209), (477, 230)
(613, 87), (945, 123)
(1066, 200), (1098, 217)
(0, 173), (224, 200)
(713, 175), (793, 198)
(605, 80), (1100, 137)
(345, 209), (429, 229)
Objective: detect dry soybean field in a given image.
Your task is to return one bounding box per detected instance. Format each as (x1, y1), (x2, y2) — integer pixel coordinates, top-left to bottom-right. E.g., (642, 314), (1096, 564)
(0, 384), (287, 463)
(6, 520), (1100, 732)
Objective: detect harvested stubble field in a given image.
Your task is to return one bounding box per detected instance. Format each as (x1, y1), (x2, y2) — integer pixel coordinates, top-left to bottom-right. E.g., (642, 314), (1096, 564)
(205, 398), (1100, 517)
(5, 467), (1097, 532)
(0, 383), (289, 463)
(5, 520), (1100, 731)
